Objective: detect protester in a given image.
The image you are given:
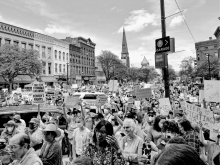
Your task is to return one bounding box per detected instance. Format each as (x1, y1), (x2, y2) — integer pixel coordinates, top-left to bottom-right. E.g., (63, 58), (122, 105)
(8, 133), (43, 165)
(12, 114), (26, 133)
(1, 120), (19, 144)
(83, 120), (125, 165)
(39, 124), (62, 165)
(0, 138), (11, 165)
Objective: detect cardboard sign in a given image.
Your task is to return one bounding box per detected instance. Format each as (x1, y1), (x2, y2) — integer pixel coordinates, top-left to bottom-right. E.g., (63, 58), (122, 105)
(189, 97), (198, 103)
(96, 95), (108, 106)
(159, 98), (172, 116)
(181, 102), (214, 130)
(135, 88), (152, 99)
(199, 90), (204, 102)
(71, 84), (78, 89)
(32, 82), (45, 104)
(64, 95), (80, 108)
(108, 80), (119, 92)
(204, 80), (220, 102)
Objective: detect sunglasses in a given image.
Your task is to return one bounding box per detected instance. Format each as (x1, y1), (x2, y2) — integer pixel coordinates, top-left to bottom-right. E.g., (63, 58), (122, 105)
(123, 126), (130, 129)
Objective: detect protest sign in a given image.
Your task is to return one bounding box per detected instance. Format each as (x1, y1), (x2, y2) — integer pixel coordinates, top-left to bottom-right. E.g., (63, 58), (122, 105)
(181, 102), (214, 130)
(199, 90), (204, 102)
(32, 82), (45, 104)
(64, 95), (80, 108)
(189, 97), (198, 103)
(71, 84), (78, 89)
(135, 88), (152, 99)
(159, 98), (172, 116)
(204, 80), (220, 102)
(96, 95), (108, 106)
(108, 80), (119, 92)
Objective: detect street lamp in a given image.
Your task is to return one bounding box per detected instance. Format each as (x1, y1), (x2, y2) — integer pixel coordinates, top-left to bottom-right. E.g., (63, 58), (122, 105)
(205, 53), (211, 80)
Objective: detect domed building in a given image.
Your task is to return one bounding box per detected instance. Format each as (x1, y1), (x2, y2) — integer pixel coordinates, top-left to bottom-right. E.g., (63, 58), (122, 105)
(141, 56), (149, 68)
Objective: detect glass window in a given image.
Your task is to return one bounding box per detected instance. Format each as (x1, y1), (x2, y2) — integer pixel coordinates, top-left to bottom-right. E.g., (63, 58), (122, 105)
(5, 39), (10, 45)
(63, 64), (65, 73)
(42, 62), (46, 75)
(42, 46), (46, 58)
(21, 43), (26, 49)
(48, 63), (51, 74)
(59, 51), (61, 60)
(55, 50), (57, 59)
(14, 41), (19, 47)
(59, 64), (62, 73)
(55, 63), (58, 73)
(36, 45), (40, 52)
(66, 53), (68, 62)
(29, 44), (33, 49)
(48, 48), (51, 55)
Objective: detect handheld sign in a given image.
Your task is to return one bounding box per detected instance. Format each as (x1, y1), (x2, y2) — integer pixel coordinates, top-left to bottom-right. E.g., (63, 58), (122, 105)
(64, 95), (80, 108)
(159, 98), (172, 116)
(204, 80), (220, 102)
(96, 95), (108, 106)
(32, 82), (45, 104)
(135, 88), (152, 99)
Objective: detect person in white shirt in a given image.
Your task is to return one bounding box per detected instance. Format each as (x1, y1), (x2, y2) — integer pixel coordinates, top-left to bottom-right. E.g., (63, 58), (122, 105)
(12, 114), (26, 133)
(72, 116), (90, 159)
(104, 107), (113, 123)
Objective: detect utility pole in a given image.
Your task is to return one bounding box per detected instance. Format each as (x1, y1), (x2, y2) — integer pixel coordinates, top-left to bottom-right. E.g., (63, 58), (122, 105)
(160, 0), (170, 98)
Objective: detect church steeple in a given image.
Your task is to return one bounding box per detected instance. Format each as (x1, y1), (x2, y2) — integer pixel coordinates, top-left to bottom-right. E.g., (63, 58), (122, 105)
(121, 27), (130, 68)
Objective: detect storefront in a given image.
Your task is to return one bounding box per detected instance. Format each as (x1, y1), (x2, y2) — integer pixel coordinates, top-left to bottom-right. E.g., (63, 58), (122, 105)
(41, 76), (57, 87)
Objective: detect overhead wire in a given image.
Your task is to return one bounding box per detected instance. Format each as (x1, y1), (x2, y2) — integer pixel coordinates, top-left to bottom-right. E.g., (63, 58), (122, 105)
(174, 0), (197, 43)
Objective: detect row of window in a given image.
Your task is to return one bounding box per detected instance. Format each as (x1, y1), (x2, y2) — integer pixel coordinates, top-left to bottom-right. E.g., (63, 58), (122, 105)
(81, 47), (94, 57)
(70, 54), (95, 65)
(54, 50), (69, 62)
(42, 62), (52, 75)
(54, 63), (67, 74)
(196, 45), (217, 51)
(197, 52), (218, 61)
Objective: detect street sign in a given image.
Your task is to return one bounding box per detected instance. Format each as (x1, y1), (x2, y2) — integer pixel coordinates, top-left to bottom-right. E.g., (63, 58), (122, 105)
(155, 53), (164, 68)
(155, 36), (170, 53)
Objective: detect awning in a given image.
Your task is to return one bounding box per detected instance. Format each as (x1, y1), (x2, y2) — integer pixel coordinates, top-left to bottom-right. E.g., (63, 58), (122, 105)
(41, 76), (57, 82)
(0, 75), (35, 83)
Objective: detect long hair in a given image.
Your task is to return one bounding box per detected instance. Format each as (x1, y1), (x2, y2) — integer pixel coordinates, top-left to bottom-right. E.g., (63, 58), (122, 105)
(152, 144), (206, 165)
(153, 115), (166, 132)
(179, 119), (194, 132)
(93, 120), (113, 146)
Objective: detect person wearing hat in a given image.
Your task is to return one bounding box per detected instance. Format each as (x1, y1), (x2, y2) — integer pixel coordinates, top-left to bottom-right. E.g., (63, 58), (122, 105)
(26, 118), (44, 153)
(39, 124), (62, 165)
(12, 114), (26, 133)
(1, 120), (19, 144)
(8, 133), (43, 165)
(0, 138), (12, 165)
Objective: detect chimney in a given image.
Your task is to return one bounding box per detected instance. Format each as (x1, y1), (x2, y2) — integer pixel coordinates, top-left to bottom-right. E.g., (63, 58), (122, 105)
(209, 37), (212, 40)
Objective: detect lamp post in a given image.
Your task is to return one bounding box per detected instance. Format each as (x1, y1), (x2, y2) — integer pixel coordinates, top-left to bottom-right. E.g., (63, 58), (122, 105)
(205, 53), (211, 80)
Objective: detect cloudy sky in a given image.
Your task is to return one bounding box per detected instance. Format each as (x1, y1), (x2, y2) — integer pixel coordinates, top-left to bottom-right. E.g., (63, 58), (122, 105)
(0, 0), (219, 71)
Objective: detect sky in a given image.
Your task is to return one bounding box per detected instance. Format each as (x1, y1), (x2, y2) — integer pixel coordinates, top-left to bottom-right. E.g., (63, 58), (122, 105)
(0, 0), (219, 71)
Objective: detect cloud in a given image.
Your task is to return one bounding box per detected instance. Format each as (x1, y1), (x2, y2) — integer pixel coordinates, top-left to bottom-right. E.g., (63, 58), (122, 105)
(118, 9), (157, 33)
(139, 29), (161, 41)
(169, 15), (184, 27)
(111, 6), (116, 10)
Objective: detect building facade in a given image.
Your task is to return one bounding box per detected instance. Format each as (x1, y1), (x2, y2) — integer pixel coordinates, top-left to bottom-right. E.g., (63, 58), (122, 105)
(63, 37), (96, 85)
(121, 27), (130, 68)
(195, 37), (218, 67)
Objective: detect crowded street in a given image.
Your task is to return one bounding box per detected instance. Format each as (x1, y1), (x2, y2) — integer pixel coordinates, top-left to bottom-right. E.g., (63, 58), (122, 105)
(0, 0), (219, 165)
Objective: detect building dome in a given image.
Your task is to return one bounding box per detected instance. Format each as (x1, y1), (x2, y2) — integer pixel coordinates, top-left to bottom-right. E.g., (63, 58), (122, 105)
(141, 56), (149, 68)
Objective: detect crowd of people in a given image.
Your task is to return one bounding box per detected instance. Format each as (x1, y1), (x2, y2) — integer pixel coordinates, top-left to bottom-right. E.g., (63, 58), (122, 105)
(0, 82), (220, 165)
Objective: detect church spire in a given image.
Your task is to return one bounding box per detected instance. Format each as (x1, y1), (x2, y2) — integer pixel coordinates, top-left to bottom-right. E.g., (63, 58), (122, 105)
(121, 27), (130, 68)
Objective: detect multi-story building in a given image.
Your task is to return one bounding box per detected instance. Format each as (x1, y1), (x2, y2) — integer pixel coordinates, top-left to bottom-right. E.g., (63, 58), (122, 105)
(95, 57), (106, 84)
(195, 37), (218, 67)
(33, 32), (56, 86)
(53, 39), (69, 84)
(62, 37), (96, 85)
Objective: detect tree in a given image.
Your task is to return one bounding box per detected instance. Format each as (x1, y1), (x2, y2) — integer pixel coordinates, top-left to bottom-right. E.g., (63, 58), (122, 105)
(168, 65), (177, 80)
(0, 44), (42, 92)
(97, 50), (128, 82)
(193, 57), (219, 79)
(179, 56), (195, 78)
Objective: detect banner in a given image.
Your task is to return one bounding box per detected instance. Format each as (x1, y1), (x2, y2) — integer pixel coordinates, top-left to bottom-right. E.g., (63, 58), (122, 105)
(32, 82), (45, 104)
(204, 80), (220, 102)
(159, 98), (172, 116)
(182, 102), (214, 130)
(64, 95), (80, 108)
(135, 88), (152, 99)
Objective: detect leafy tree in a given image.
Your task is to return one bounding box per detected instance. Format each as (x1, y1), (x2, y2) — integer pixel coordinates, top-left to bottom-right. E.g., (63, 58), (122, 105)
(97, 50), (128, 82)
(179, 56), (195, 78)
(0, 44), (42, 92)
(193, 57), (219, 79)
(168, 65), (177, 80)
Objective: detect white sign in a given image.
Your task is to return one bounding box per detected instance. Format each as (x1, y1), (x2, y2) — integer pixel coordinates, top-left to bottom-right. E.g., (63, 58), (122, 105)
(204, 80), (220, 102)
(199, 90), (204, 102)
(189, 97), (198, 103)
(96, 95), (108, 106)
(159, 98), (172, 116)
(181, 102), (214, 130)
(32, 82), (45, 104)
(108, 80), (119, 92)
(135, 88), (152, 99)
